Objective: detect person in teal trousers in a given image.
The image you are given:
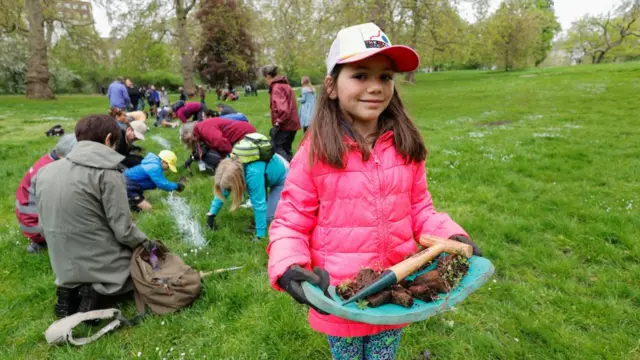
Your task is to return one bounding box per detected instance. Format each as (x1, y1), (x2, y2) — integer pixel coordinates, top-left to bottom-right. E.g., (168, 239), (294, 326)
(206, 154), (289, 240)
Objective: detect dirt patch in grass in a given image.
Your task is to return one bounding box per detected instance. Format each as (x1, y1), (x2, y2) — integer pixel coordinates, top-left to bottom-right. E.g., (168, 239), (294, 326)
(476, 120), (513, 127)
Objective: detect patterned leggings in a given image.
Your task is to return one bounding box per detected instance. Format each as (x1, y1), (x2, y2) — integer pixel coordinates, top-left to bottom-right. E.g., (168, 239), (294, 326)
(328, 329), (403, 360)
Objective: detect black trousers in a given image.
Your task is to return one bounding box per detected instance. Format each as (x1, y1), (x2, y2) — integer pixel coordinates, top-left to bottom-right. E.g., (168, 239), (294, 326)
(271, 128), (297, 162)
(121, 154), (144, 169)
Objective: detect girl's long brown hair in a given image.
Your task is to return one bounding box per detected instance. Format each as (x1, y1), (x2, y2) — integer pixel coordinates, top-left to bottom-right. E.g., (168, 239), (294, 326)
(213, 158), (246, 211)
(308, 65), (427, 169)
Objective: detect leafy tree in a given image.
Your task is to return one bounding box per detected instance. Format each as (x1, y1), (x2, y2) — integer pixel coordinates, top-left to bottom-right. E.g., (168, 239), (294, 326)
(487, 0), (544, 70)
(196, 0), (257, 88)
(531, 0), (561, 65)
(563, 1), (640, 64)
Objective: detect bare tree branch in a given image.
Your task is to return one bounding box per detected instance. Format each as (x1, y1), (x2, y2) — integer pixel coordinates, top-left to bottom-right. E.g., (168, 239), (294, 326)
(184, 0), (197, 14)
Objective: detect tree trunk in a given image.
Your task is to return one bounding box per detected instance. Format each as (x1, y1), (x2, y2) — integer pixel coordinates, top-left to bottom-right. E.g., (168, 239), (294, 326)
(175, 0), (195, 95)
(25, 0), (55, 99)
(404, 0), (420, 84)
(595, 51), (607, 64)
(372, 0), (387, 31)
(45, 20), (54, 48)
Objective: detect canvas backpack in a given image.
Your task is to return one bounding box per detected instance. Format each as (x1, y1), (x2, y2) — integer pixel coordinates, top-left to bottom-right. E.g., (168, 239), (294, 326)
(45, 242), (204, 346)
(231, 132), (274, 164)
(130, 241), (202, 315)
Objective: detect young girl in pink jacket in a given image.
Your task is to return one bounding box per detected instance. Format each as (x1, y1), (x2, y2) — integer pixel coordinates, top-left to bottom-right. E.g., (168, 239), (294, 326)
(267, 22), (482, 360)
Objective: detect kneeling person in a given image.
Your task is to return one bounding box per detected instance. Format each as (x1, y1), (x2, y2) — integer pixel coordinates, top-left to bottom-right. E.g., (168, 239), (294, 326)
(16, 134), (77, 254)
(207, 133), (289, 240)
(124, 150), (185, 211)
(116, 120), (148, 169)
(35, 115), (153, 318)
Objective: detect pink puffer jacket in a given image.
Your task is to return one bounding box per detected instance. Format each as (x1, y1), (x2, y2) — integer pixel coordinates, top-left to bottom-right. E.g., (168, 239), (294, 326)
(267, 131), (468, 338)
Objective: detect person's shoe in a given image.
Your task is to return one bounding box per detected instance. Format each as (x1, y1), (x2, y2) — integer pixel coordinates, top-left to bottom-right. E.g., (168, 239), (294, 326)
(77, 284), (100, 314)
(26, 242), (47, 254)
(54, 287), (80, 318)
(240, 199), (252, 209)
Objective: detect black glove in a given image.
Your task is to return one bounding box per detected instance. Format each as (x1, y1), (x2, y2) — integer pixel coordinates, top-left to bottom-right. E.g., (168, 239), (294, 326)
(278, 265), (331, 315)
(206, 214), (216, 230)
(183, 154), (195, 169)
(141, 239), (156, 252)
(176, 182), (185, 192)
(449, 235), (483, 257)
(269, 125), (280, 138)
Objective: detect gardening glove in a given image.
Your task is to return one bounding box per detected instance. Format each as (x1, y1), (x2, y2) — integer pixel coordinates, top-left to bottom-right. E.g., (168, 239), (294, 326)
(278, 265), (331, 315)
(176, 182), (186, 192)
(141, 239), (156, 252)
(183, 155), (194, 169)
(449, 235), (483, 257)
(269, 125), (280, 138)
(206, 213), (216, 230)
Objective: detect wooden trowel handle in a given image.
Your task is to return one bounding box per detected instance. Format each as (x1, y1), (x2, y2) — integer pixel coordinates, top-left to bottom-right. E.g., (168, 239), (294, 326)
(388, 245), (443, 280)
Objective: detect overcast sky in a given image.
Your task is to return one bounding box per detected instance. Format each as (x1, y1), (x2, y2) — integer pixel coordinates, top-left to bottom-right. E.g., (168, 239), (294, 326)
(93, 0), (622, 38)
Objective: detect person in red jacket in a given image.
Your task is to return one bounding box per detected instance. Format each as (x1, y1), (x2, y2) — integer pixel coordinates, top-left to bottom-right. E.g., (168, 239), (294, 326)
(172, 101), (208, 123)
(179, 117), (256, 172)
(261, 65), (300, 162)
(15, 134), (77, 253)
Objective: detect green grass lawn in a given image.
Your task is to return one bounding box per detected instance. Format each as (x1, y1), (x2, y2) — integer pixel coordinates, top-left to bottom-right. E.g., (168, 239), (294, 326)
(1, 63), (639, 359)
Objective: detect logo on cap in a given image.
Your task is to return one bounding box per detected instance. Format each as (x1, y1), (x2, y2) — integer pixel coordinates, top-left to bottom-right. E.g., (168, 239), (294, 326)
(364, 30), (390, 49)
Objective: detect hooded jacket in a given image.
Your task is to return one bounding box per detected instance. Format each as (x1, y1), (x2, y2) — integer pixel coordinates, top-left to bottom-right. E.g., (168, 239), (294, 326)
(15, 151), (58, 243)
(36, 141), (147, 295)
(268, 76), (300, 131)
(268, 132), (468, 337)
(124, 153), (178, 192)
(193, 117), (256, 158)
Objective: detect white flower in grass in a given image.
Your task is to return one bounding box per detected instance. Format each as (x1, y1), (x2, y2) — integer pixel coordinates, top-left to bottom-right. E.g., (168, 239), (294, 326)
(524, 114), (543, 121)
(533, 133), (563, 138)
(137, 352), (142, 357)
(514, 338), (519, 342)
(468, 132), (485, 138)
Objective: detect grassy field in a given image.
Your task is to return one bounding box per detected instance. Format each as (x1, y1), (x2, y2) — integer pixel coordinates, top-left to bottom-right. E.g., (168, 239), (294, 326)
(1, 63), (639, 359)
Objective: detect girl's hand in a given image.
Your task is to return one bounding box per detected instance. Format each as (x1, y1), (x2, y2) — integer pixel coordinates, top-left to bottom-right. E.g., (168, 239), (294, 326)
(206, 213), (216, 230)
(449, 235), (483, 257)
(278, 265), (331, 314)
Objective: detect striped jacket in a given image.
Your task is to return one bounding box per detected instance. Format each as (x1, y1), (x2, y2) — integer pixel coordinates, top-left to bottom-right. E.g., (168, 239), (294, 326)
(15, 151), (58, 243)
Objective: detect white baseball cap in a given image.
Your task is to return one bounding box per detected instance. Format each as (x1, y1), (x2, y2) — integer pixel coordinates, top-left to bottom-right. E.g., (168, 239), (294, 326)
(129, 120), (148, 141)
(325, 23), (420, 75)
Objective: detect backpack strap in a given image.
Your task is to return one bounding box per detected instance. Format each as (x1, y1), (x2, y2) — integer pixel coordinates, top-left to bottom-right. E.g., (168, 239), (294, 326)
(45, 309), (131, 346)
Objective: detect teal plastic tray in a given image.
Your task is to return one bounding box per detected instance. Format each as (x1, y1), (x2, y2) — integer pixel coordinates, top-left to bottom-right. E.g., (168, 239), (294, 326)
(301, 256), (495, 325)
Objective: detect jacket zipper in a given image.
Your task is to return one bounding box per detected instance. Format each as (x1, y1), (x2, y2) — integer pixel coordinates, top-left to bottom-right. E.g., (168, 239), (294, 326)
(373, 150), (387, 266)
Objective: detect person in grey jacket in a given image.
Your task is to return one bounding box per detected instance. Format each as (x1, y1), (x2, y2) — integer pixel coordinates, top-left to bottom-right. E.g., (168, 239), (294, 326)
(36, 114), (153, 318)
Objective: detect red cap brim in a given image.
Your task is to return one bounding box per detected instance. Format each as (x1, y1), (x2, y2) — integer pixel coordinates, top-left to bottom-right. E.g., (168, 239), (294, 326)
(336, 45), (420, 73)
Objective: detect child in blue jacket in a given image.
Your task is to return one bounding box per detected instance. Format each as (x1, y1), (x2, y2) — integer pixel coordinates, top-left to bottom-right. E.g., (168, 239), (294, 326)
(124, 150), (185, 211)
(206, 154), (289, 240)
